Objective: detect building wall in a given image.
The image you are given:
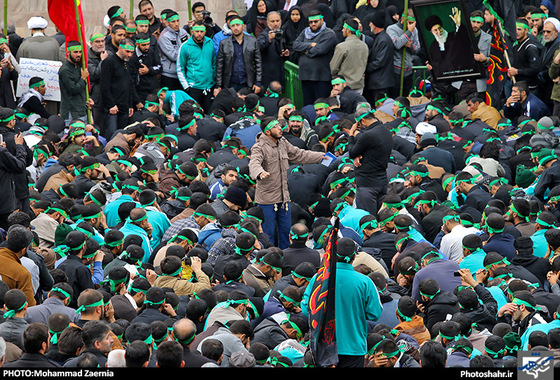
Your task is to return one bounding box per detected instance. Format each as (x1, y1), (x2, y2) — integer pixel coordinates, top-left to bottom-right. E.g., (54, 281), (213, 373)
(8, 0), (249, 40)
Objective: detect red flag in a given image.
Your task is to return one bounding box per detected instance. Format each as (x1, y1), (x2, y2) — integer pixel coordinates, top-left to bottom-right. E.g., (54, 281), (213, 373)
(47, 0), (88, 66)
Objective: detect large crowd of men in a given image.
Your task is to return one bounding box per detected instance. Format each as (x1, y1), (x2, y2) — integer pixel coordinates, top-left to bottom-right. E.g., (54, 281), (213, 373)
(2, 0), (560, 370)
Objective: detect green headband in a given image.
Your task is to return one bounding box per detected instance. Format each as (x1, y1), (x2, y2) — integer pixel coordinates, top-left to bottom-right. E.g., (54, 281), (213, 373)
(191, 25), (206, 32)
(343, 22), (361, 37)
(75, 299), (104, 314)
(516, 22), (530, 29)
(111, 7), (123, 18)
(128, 212), (148, 223)
(470, 16), (484, 23)
(229, 19), (244, 26)
(67, 44), (83, 52)
(105, 238), (124, 248)
(531, 12), (547, 19)
(308, 15), (324, 21)
(45, 207), (68, 219)
(0, 38), (7, 44)
(90, 33), (105, 42)
(331, 78), (346, 85)
(263, 119), (280, 132)
(512, 297), (539, 311)
(314, 102), (329, 110)
(167, 15), (179, 22)
(484, 257), (509, 270)
(3, 301), (28, 319)
(136, 38), (151, 44)
(193, 211), (216, 221)
(31, 80), (45, 88)
(396, 306), (412, 322)
(510, 203), (529, 221)
(136, 19), (150, 26)
(119, 44), (135, 51)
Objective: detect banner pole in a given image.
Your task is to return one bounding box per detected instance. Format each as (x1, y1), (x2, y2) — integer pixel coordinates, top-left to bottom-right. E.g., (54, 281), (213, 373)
(73, 0), (92, 124)
(3, 0), (7, 36)
(400, 0), (409, 97)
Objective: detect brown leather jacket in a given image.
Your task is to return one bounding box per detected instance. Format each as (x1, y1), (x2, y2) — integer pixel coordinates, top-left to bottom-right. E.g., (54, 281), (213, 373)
(249, 132), (324, 205)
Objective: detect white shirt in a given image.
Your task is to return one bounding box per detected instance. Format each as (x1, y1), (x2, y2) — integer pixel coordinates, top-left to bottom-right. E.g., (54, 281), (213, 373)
(440, 225), (480, 262)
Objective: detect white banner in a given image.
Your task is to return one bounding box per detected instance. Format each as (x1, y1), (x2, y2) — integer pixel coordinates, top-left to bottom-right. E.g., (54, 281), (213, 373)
(16, 58), (62, 102)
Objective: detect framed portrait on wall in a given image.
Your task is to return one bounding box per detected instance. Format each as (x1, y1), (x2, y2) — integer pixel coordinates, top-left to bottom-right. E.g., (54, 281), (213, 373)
(411, 0), (487, 82)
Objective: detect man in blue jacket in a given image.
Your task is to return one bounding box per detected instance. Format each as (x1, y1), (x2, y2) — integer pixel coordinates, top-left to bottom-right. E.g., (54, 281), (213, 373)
(302, 237), (383, 367)
(177, 21), (216, 112)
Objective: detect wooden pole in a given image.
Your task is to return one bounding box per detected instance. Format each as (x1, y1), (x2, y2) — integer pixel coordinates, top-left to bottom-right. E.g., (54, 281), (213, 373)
(400, 0), (409, 97)
(73, 0), (92, 124)
(130, 0), (134, 19)
(497, 20), (515, 84)
(3, 0), (7, 36)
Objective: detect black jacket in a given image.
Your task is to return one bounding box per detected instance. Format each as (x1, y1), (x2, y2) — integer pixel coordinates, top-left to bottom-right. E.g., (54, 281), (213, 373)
(100, 52), (138, 112)
(0, 125), (32, 203)
(365, 29), (395, 91)
(216, 34), (262, 89)
(0, 144), (27, 214)
(348, 120), (393, 188)
(422, 290), (460, 333)
(293, 25), (338, 82)
(129, 47), (162, 101)
(4, 353), (60, 368)
(459, 284), (498, 332)
(256, 27), (287, 89)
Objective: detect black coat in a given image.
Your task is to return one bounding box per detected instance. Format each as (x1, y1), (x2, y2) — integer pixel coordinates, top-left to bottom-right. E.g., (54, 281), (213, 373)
(422, 290), (460, 333)
(4, 353), (60, 368)
(216, 35), (262, 89)
(365, 29), (395, 91)
(0, 125), (32, 203)
(348, 121), (393, 188)
(0, 144), (27, 214)
(129, 47), (162, 102)
(100, 52), (138, 112)
(292, 25), (337, 82)
(256, 27), (287, 89)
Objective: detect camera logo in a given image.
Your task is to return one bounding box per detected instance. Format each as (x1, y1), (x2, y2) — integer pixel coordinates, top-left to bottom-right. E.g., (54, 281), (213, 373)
(518, 351), (554, 380)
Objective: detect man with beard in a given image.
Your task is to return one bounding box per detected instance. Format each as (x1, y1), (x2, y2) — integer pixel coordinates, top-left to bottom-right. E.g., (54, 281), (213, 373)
(100, 38), (140, 139)
(129, 32), (161, 105)
(293, 10), (337, 106)
(177, 21), (216, 112)
(507, 18), (541, 93)
(104, 124), (144, 157)
(285, 110), (318, 149)
(249, 116), (326, 249)
(58, 40), (90, 126)
(425, 8), (477, 80)
(88, 33), (110, 133)
(536, 17), (560, 109)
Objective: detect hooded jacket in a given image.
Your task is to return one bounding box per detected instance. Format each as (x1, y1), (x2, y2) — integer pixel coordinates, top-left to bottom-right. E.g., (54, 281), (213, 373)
(422, 290), (460, 332)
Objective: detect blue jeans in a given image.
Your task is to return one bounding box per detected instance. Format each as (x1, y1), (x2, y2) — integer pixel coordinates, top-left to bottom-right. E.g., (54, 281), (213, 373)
(258, 202), (292, 249)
